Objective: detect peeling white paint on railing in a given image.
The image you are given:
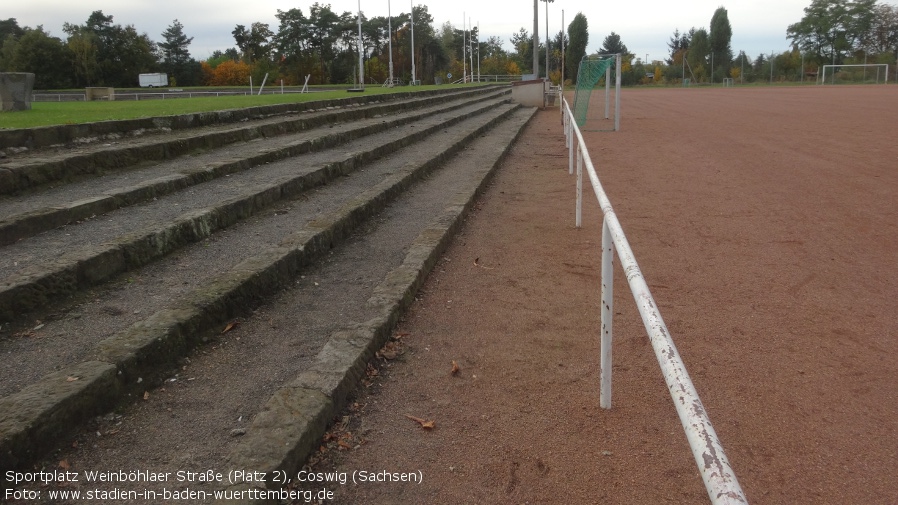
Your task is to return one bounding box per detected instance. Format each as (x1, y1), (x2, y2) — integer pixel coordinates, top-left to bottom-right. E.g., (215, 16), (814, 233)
(562, 98), (748, 505)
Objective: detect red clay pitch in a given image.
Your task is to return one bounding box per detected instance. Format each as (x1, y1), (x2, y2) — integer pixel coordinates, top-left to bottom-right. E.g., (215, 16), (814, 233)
(300, 85), (897, 504)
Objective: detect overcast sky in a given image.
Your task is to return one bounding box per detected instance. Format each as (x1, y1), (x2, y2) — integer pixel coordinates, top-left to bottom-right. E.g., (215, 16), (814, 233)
(8, 0), (811, 64)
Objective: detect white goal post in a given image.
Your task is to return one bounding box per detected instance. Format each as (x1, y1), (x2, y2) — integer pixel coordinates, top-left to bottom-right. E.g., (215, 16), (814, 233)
(820, 64), (889, 84)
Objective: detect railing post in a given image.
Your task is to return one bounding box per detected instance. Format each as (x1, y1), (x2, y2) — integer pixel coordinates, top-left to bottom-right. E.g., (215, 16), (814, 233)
(600, 215), (614, 409)
(576, 145), (583, 228)
(575, 145), (584, 226)
(614, 53), (622, 132)
(568, 116), (575, 175)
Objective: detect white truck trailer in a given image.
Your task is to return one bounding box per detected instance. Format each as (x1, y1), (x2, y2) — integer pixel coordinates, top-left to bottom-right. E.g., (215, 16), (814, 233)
(138, 73), (169, 88)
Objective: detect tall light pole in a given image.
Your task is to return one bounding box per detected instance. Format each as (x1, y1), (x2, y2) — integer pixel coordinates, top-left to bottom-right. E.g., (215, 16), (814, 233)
(469, 17), (474, 82)
(462, 13), (467, 83)
(477, 21), (481, 82)
(387, 0), (394, 85)
(410, 1), (415, 84)
(545, 0), (549, 81)
(357, 0), (364, 89)
(533, 0), (538, 77)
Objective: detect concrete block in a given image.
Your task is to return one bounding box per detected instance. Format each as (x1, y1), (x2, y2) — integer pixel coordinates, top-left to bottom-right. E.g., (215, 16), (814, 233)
(0, 73), (35, 111)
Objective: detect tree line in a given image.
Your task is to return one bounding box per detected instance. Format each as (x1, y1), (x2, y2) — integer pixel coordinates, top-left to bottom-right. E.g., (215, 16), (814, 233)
(0, 4), (591, 90)
(652, 0), (897, 85)
(5, 0), (892, 90)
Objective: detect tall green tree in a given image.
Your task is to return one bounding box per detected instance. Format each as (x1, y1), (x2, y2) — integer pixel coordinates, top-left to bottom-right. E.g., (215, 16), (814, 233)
(710, 7), (733, 80)
(3, 26), (74, 88)
(566, 13), (588, 83)
(158, 20), (192, 68)
(0, 18), (25, 46)
(158, 19), (198, 86)
(64, 11), (158, 87)
(787, 0), (877, 65)
(511, 27), (532, 70)
(687, 28), (710, 80)
(863, 3), (898, 58)
(233, 22), (273, 63)
(666, 28), (690, 65)
(64, 27), (98, 86)
(601, 32), (628, 55)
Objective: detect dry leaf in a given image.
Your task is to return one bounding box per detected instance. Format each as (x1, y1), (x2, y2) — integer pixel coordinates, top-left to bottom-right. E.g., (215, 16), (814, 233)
(66, 376), (80, 382)
(377, 341), (402, 360)
(143, 391), (150, 400)
(221, 320), (240, 334)
(474, 257), (493, 270)
(405, 414), (435, 430)
(451, 361), (460, 375)
(337, 440), (353, 450)
(59, 459), (70, 470)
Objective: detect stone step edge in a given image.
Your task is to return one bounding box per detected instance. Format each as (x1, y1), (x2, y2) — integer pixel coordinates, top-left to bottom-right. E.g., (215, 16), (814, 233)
(0, 87), (510, 196)
(0, 85), (509, 151)
(0, 104), (526, 480)
(0, 90), (511, 245)
(217, 107), (538, 504)
(0, 99), (515, 320)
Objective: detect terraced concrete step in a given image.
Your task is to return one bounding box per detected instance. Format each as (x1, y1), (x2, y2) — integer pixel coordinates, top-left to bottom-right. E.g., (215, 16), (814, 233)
(0, 105), (536, 497)
(0, 99), (516, 321)
(0, 88), (510, 244)
(0, 101), (522, 402)
(0, 86), (507, 152)
(0, 104), (531, 474)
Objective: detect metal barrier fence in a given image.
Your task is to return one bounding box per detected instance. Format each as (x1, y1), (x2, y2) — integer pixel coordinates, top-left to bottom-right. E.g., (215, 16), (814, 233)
(32, 90), (317, 102)
(561, 96), (748, 505)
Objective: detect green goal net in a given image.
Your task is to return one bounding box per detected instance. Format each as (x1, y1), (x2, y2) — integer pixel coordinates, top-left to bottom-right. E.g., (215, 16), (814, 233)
(571, 55), (616, 128)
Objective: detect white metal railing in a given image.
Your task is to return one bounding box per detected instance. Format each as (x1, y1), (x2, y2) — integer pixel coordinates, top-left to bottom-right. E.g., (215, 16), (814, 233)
(562, 97), (748, 505)
(32, 89), (322, 102)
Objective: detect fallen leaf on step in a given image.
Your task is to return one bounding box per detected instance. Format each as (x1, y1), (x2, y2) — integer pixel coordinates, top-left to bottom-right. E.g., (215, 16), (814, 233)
(405, 414), (435, 430)
(451, 361), (460, 375)
(143, 391), (150, 400)
(221, 320), (240, 334)
(66, 376), (80, 382)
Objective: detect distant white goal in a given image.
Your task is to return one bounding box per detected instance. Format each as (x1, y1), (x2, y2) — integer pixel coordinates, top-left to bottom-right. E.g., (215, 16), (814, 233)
(820, 64), (889, 84)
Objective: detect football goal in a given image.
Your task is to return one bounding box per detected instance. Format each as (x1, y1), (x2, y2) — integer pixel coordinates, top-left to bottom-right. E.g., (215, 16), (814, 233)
(571, 54), (621, 131)
(820, 64), (890, 84)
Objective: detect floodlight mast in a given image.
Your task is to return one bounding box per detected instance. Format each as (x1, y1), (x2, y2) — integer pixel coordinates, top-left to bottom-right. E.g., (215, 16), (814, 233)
(388, 0), (394, 84)
(410, 0), (416, 84)
(462, 13), (467, 83)
(469, 17), (474, 82)
(357, 0), (364, 89)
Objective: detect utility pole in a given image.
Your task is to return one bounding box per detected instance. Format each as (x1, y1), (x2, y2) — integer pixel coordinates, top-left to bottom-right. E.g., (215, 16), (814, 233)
(410, 0), (415, 84)
(462, 13), (466, 83)
(533, 0), (538, 77)
(357, 0), (364, 89)
(388, 0), (394, 85)
(469, 17), (474, 82)
(545, 0), (549, 81)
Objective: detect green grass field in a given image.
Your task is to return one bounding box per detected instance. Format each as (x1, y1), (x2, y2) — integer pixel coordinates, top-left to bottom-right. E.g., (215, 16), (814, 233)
(0, 85), (476, 129)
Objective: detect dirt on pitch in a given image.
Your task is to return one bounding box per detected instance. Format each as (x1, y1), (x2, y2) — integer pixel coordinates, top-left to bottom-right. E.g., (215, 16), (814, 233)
(296, 86), (897, 505)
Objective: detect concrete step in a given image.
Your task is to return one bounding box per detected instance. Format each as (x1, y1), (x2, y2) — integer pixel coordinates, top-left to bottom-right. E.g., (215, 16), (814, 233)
(0, 88), (534, 479)
(0, 88), (509, 242)
(0, 96), (514, 320)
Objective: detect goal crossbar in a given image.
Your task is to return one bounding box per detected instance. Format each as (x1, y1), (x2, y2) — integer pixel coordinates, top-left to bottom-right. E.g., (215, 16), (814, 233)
(821, 64), (889, 84)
